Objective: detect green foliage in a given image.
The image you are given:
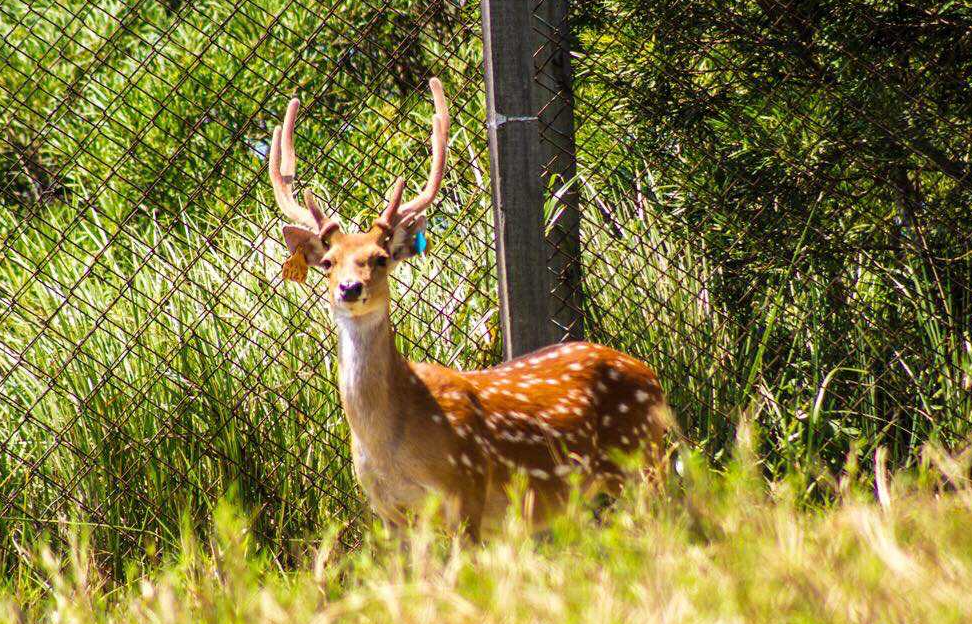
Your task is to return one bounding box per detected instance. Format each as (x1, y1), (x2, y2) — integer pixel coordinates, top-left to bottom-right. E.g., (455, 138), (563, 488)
(1, 0), (473, 214)
(568, 0), (972, 472)
(1, 0), (492, 574)
(2, 0), (971, 591)
(4, 446), (972, 623)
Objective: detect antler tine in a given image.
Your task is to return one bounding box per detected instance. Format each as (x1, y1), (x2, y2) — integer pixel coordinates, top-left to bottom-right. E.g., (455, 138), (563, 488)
(304, 188), (338, 238)
(373, 177), (406, 233)
(385, 177), (407, 213)
(269, 98), (328, 232)
(397, 78), (450, 218)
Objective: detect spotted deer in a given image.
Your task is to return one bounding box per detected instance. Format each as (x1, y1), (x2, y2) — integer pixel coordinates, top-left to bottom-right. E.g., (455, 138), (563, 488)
(269, 78), (674, 538)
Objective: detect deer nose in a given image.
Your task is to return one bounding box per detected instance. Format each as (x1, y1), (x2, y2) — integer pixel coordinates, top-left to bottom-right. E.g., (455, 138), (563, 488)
(339, 280), (363, 302)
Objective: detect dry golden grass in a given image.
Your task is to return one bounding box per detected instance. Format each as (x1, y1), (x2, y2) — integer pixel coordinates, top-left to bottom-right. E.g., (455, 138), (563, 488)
(5, 436), (971, 624)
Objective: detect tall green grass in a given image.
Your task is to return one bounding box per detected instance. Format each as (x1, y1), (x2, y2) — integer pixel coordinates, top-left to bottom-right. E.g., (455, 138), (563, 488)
(2, 0), (971, 583)
(4, 438), (972, 623)
(563, 172), (972, 480)
(1, 0), (497, 571)
(4, 169), (969, 577)
(0, 180), (497, 572)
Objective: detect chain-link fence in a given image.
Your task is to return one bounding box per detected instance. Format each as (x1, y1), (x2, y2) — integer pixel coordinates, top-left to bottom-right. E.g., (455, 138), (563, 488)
(1, 0), (496, 570)
(2, 0), (971, 574)
(536, 0), (972, 475)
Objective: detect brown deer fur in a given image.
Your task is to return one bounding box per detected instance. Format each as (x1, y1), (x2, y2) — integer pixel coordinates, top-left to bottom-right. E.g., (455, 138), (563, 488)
(269, 79), (674, 538)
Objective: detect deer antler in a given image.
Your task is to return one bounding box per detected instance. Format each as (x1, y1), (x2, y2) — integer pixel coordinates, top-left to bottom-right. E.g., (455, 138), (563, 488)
(269, 98), (339, 239)
(376, 78), (450, 230)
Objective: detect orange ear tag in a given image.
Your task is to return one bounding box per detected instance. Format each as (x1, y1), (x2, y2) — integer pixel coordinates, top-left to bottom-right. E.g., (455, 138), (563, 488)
(282, 248), (309, 284)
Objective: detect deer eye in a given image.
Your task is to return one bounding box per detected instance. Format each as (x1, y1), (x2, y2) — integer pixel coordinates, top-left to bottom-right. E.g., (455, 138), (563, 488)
(321, 258), (333, 271)
(374, 255), (387, 268)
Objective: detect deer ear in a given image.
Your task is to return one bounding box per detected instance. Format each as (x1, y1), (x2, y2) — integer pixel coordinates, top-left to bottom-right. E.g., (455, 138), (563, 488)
(282, 224), (327, 265)
(386, 215), (428, 262)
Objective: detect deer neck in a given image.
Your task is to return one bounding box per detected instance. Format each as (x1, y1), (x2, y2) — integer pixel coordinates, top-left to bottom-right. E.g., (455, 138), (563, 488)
(333, 305), (410, 449)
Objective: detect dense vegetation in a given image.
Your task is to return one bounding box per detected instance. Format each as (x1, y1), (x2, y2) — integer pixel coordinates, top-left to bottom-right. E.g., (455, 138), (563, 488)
(1, 0), (970, 610)
(571, 0), (972, 471)
(4, 438), (972, 623)
(1, 0), (494, 573)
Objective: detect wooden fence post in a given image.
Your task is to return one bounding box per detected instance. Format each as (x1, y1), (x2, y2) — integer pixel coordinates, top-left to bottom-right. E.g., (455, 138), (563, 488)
(534, 0), (583, 341)
(481, 0), (556, 359)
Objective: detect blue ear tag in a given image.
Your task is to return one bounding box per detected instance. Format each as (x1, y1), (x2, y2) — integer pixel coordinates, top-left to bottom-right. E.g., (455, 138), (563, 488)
(413, 229), (428, 255)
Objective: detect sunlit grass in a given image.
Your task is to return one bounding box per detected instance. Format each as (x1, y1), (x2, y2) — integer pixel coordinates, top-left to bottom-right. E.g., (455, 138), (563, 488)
(4, 436), (972, 623)
(2, 0), (971, 601)
(3, 164), (971, 576)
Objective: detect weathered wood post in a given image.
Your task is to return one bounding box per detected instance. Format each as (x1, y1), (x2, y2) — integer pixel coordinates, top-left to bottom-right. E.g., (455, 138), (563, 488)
(481, 0), (556, 358)
(534, 0), (583, 341)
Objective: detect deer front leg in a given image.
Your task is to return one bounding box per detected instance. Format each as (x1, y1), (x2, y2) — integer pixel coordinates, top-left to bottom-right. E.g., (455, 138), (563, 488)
(460, 493), (484, 542)
(444, 480), (485, 542)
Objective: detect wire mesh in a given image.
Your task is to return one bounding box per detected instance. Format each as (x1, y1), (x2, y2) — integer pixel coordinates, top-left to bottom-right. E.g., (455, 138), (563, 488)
(1, 0), (971, 577)
(1, 0), (494, 571)
(534, 0), (972, 474)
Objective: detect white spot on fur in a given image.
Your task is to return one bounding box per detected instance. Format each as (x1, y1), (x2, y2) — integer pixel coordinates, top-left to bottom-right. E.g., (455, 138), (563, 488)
(636, 389), (650, 403)
(568, 363), (583, 371)
(554, 465), (572, 477)
(619, 403), (630, 413)
(608, 369), (621, 380)
(461, 454), (472, 467)
(529, 468), (550, 480)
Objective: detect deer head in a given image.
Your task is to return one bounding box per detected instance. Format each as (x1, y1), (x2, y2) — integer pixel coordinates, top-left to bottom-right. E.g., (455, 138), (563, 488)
(269, 78), (450, 317)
